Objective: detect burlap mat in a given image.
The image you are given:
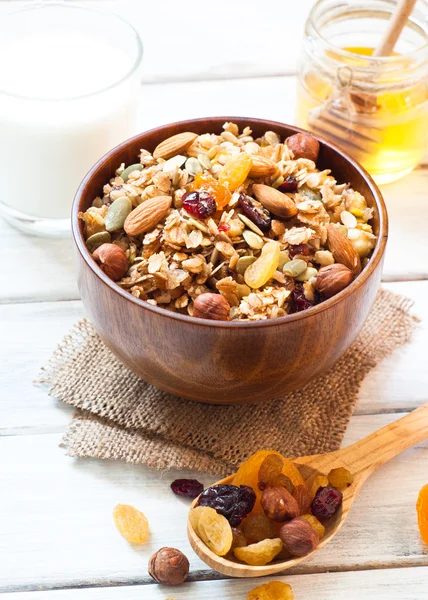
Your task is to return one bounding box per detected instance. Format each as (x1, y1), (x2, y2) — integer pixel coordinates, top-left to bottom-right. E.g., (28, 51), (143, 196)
(38, 289), (418, 475)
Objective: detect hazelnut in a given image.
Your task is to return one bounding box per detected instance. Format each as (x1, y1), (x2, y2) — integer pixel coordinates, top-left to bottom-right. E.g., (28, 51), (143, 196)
(193, 293), (230, 321)
(279, 517), (319, 557)
(148, 547), (189, 586)
(92, 243), (128, 281)
(315, 263), (354, 298)
(292, 484), (312, 515)
(261, 487), (300, 523)
(286, 133), (320, 163)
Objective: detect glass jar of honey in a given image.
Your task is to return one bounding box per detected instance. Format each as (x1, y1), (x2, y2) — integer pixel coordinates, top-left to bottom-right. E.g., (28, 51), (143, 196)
(296, 0), (428, 184)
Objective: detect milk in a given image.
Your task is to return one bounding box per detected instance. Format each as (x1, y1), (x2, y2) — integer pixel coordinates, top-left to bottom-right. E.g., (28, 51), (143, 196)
(0, 5), (142, 232)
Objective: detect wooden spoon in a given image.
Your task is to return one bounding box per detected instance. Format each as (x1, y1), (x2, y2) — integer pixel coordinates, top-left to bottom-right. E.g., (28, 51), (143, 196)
(188, 402), (428, 577)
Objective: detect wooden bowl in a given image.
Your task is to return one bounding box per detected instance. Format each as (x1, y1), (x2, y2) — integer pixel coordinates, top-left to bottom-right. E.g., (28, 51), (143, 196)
(72, 117), (388, 405)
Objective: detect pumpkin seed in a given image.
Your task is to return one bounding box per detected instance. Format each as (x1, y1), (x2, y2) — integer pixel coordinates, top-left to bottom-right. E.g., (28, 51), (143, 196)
(86, 231), (111, 252)
(340, 210), (357, 229)
(300, 184), (321, 202)
(236, 255), (257, 275)
(238, 213), (265, 236)
(105, 196), (132, 232)
(198, 153), (212, 170)
(243, 230), (264, 249)
(121, 163), (143, 182)
(295, 266), (318, 282)
(185, 157), (203, 176)
(278, 251), (290, 270)
(282, 259), (307, 277)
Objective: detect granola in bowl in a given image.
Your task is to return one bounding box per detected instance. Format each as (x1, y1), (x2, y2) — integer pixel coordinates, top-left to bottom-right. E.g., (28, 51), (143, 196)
(79, 122), (377, 321)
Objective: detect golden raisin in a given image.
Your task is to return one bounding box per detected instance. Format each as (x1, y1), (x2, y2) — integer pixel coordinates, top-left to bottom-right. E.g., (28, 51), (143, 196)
(309, 474), (329, 500)
(301, 514), (326, 539)
(195, 506), (233, 556)
(242, 514), (277, 544)
(248, 580), (294, 600)
(258, 454), (285, 491)
(245, 241), (280, 289)
(190, 172), (231, 210)
(113, 504), (149, 544)
(218, 153), (252, 191)
(231, 527), (248, 550)
(328, 467), (354, 490)
(234, 538), (283, 566)
(417, 483), (428, 543)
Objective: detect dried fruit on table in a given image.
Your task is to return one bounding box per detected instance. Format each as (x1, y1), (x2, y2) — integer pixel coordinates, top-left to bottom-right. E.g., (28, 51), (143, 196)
(417, 483), (428, 543)
(327, 467), (354, 490)
(279, 517), (319, 557)
(190, 172), (231, 210)
(170, 478), (204, 499)
(309, 474), (329, 500)
(242, 514), (277, 544)
(301, 514), (325, 538)
(148, 547), (189, 585)
(113, 503), (149, 544)
(244, 241), (280, 289)
(234, 537), (283, 566)
(248, 580), (294, 600)
(197, 484), (256, 526)
(311, 486), (343, 519)
(261, 487), (300, 522)
(196, 505), (233, 556)
(233, 450), (305, 515)
(292, 484), (312, 515)
(218, 152), (252, 191)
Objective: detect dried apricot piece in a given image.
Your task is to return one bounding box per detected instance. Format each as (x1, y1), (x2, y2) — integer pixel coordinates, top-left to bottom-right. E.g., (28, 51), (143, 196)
(248, 580), (294, 600)
(328, 467), (354, 490)
(301, 514), (325, 538)
(113, 504), (149, 544)
(197, 506), (233, 556)
(218, 153), (252, 191)
(190, 173), (231, 210)
(234, 537), (283, 566)
(417, 483), (428, 543)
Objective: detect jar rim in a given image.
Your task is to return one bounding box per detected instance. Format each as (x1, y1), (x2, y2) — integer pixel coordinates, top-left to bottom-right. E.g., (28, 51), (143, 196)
(0, 2), (143, 102)
(306, 0), (428, 68)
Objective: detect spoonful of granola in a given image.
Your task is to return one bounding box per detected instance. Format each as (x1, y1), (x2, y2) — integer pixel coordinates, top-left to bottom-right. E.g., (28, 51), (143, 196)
(187, 403), (428, 577)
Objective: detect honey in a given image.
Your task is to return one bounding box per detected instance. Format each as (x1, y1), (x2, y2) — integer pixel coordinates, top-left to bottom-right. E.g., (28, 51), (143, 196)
(296, 1), (428, 184)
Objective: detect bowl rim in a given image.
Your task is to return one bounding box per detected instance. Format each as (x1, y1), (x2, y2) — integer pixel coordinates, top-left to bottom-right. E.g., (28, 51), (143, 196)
(72, 116), (388, 329)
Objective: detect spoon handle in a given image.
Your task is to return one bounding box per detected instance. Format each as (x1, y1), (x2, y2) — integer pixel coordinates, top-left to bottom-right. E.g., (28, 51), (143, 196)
(373, 0), (417, 57)
(339, 402), (428, 478)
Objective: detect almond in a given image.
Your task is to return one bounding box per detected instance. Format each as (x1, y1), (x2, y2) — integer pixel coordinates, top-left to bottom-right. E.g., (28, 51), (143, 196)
(249, 156), (277, 178)
(124, 196), (172, 236)
(253, 184), (298, 219)
(315, 263), (354, 298)
(326, 225), (361, 276)
(193, 293), (230, 321)
(153, 132), (198, 160)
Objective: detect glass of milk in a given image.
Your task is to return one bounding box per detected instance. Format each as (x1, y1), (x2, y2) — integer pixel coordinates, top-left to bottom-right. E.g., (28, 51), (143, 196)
(0, 2), (143, 237)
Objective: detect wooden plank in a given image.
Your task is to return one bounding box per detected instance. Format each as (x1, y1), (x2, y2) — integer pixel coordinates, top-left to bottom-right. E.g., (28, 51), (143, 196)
(1, 281), (426, 436)
(0, 413), (427, 591)
(1, 566), (427, 599)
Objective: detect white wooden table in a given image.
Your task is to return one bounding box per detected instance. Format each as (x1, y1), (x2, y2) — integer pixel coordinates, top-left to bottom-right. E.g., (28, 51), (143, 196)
(1, 1), (428, 598)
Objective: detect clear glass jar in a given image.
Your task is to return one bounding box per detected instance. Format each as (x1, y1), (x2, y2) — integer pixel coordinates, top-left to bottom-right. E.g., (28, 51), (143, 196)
(296, 0), (428, 184)
(0, 2), (143, 237)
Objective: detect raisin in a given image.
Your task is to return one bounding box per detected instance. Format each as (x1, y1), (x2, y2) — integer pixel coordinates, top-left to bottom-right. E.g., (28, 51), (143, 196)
(328, 467), (354, 490)
(288, 244), (311, 259)
(238, 193), (271, 232)
(182, 191), (216, 219)
(258, 454), (284, 491)
(113, 504), (149, 544)
(417, 483), (428, 543)
(248, 580), (294, 600)
(234, 538), (283, 566)
(218, 153), (252, 191)
(290, 282), (314, 312)
(242, 514), (277, 544)
(170, 478), (204, 499)
(311, 486), (343, 519)
(278, 176), (298, 194)
(193, 506), (233, 556)
(197, 484), (256, 526)
(301, 514), (325, 538)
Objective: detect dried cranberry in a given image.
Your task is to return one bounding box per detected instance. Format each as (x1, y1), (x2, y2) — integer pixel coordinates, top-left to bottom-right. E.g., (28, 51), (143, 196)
(311, 486), (343, 519)
(171, 479), (204, 499)
(238, 194), (271, 232)
(278, 176), (298, 193)
(182, 191), (216, 219)
(291, 283), (314, 313)
(197, 484), (256, 526)
(288, 243), (311, 258)
(218, 222), (231, 232)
